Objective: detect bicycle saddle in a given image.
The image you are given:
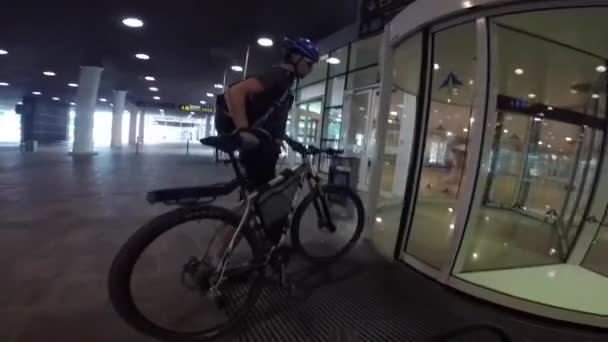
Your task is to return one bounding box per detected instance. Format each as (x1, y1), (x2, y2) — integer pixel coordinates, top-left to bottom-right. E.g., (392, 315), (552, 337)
(200, 135), (240, 153)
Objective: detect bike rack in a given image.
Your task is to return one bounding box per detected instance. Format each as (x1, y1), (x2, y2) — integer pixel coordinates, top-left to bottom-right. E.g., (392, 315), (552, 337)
(423, 323), (511, 342)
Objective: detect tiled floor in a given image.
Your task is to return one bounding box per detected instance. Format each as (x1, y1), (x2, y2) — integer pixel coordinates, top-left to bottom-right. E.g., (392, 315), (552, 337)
(1, 144), (606, 341)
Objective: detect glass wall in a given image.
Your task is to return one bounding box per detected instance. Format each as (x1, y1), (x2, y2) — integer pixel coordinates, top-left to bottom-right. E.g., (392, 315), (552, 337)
(380, 2), (608, 327)
(291, 34), (382, 176)
(457, 9), (607, 274)
(404, 22), (478, 269)
(372, 33), (423, 258)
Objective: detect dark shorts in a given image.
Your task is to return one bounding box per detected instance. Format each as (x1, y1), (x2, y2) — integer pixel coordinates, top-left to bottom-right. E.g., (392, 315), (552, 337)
(240, 139), (280, 188)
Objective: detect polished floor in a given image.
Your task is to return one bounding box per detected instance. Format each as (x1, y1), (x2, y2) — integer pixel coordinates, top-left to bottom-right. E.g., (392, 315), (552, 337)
(1, 144), (606, 341)
(458, 264), (608, 316)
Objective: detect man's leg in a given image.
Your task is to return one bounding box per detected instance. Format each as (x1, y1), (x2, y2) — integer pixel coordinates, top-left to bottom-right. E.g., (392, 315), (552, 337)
(209, 142), (280, 266)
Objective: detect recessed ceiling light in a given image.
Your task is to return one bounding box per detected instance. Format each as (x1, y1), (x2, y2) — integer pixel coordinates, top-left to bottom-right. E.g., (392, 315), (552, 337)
(468, 80), (474, 85)
(0, 82), (9, 86)
(52, 97), (60, 101)
(592, 93), (600, 99)
(503, 129), (508, 133)
(70, 102), (76, 106)
(68, 83), (78, 87)
(596, 65), (607, 73)
(0, 49), (7, 55)
(231, 65), (244, 72)
(565, 137), (573, 142)
(144, 76), (155, 81)
(200, 100), (206, 105)
(390, 111), (398, 116)
(534, 117), (542, 122)
(99, 98), (107, 102)
(153, 96), (160, 100)
(43, 71), (56, 76)
(135, 53), (150, 60)
(257, 37), (274, 47)
(528, 93), (536, 99)
(327, 57), (340, 65)
(214, 84), (224, 89)
(447, 98), (452, 103)
(462, 0), (473, 8)
(514, 68), (524, 75)
(17, 101), (23, 105)
(149, 87), (158, 92)
(434, 63), (440, 70)
(548, 106), (554, 111)
(570, 89), (578, 94)
(538, 141), (543, 145)
(206, 92), (214, 97)
(32, 91), (42, 95)
(463, 128), (468, 132)
(446, 131), (453, 136)
(122, 18), (144, 28)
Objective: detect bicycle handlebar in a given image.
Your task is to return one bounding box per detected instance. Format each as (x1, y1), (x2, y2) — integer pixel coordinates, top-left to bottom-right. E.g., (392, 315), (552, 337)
(282, 135), (344, 157)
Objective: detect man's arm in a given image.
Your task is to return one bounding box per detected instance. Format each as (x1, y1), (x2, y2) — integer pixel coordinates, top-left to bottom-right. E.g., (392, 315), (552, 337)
(224, 78), (265, 129)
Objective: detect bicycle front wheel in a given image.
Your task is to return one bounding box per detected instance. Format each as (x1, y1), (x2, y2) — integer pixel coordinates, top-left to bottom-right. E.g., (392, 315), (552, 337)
(108, 205), (264, 341)
(291, 185), (365, 263)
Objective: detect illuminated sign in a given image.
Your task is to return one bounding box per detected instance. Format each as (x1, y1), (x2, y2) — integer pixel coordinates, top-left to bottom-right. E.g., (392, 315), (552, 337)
(179, 104), (214, 113)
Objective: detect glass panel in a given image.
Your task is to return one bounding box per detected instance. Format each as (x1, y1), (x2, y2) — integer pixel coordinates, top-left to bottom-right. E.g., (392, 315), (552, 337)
(329, 47), (348, 77)
(458, 19), (606, 273)
(300, 54), (328, 87)
(583, 214), (608, 277)
(327, 76), (346, 107)
(405, 22), (478, 269)
(350, 35), (381, 70)
(346, 66), (379, 90)
(293, 100), (322, 145)
(319, 108), (343, 173)
(297, 82), (326, 102)
(373, 34), (422, 257)
(342, 90), (371, 156)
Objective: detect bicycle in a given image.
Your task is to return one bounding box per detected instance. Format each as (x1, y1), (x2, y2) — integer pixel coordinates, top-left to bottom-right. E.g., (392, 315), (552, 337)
(108, 133), (366, 341)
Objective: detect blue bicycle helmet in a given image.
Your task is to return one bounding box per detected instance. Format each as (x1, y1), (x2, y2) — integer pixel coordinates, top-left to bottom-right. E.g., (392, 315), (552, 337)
(283, 37), (320, 63)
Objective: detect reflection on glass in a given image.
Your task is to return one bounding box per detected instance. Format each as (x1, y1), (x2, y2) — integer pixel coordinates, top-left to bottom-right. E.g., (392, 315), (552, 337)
(329, 47), (348, 76)
(458, 13), (606, 273)
(346, 66), (379, 90)
(372, 33), (422, 258)
(405, 22), (477, 269)
(349, 35), (381, 70)
(583, 216), (608, 277)
(293, 101), (322, 145)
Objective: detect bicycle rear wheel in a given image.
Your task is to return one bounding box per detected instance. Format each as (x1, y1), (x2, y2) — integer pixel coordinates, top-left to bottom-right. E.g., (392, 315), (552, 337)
(291, 185), (365, 263)
(108, 205), (264, 341)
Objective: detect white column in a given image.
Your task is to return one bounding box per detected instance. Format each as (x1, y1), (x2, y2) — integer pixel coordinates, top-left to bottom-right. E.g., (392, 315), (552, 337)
(72, 65), (103, 155)
(366, 27), (394, 228)
(111, 90), (127, 148)
(205, 114), (212, 137)
(138, 109), (146, 144)
(128, 108), (138, 145)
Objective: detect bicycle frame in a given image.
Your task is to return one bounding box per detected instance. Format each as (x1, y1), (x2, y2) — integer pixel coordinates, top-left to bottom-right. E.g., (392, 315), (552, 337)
(211, 145), (335, 289)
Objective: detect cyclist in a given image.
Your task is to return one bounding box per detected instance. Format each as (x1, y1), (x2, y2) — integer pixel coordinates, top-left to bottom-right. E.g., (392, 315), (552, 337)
(209, 37), (320, 265)
(220, 37), (320, 186)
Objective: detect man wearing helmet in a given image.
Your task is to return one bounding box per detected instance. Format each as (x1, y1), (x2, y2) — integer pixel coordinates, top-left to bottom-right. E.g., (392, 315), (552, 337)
(207, 38), (320, 267)
(223, 37), (320, 187)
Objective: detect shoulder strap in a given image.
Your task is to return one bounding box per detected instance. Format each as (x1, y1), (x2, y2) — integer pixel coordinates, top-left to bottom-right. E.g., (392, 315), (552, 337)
(251, 82), (292, 129)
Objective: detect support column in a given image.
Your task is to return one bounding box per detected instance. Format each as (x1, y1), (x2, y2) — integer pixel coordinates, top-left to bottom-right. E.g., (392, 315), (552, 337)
(128, 108), (138, 145)
(111, 90), (127, 148)
(205, 114), (212, 137)
(138, 109), (146, 144)
(72, 65), (103, 155)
